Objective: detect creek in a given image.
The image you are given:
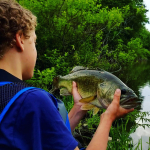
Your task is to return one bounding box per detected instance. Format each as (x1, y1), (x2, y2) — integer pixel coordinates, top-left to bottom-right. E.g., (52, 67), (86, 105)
(114, 61), (150, 150)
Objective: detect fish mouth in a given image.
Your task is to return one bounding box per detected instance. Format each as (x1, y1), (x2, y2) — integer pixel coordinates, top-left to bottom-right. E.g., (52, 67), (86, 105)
(120, 94), (139, 109)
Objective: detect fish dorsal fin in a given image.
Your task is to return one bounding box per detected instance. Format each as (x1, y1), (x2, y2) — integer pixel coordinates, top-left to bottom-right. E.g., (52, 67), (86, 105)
(70, 66), (105, 73)
(95, 68), (105, 71)
(70, 66), (87, 73)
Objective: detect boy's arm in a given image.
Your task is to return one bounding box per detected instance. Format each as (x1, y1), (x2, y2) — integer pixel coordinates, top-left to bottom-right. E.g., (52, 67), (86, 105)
(73, 115), (112, 150)
(68, 103), (87, 132)
(68, 81), (87, 132)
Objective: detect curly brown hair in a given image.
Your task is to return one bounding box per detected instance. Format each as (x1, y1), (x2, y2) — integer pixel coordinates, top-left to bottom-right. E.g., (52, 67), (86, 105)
(0, 0), (37, 59)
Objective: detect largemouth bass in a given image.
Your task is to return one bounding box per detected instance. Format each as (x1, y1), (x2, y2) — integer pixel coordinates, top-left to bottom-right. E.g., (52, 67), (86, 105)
(51, 66), (138, 115)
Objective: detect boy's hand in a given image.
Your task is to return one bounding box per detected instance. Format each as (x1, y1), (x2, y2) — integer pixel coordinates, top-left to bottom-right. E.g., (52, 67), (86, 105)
(69, 81), (87, 132)
(72, 81), (83, 107)
(101, 89), (134, 122)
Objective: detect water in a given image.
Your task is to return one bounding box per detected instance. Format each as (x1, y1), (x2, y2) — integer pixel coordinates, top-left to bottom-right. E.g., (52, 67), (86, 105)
(114, 61), (150, 150)
(130, 85), (150, 150)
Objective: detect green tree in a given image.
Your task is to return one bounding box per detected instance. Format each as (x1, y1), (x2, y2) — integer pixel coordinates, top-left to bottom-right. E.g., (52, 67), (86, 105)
(17, 0), (150, 88)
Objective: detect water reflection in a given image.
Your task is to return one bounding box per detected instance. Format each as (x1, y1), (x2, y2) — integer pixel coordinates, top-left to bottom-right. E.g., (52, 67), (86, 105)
(130, 84), (150, 150)
(114, 62), (150, 150)
(140, 84), (150, 112)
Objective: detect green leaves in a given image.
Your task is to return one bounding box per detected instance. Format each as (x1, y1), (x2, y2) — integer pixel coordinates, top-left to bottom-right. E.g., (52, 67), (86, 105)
(26, 67), (56, 91)
(19, 0), (150, 89)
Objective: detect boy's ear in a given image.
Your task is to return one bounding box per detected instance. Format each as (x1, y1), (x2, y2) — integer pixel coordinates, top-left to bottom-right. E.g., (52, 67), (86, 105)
(15, 30), (24, 52)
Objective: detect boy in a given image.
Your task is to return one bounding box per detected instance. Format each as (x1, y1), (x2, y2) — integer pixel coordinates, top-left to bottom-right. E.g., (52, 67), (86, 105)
(0, 0), (134, 149)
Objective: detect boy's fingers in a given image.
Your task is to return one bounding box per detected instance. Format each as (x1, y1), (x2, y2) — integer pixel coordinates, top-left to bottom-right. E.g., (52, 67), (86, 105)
(113, 89), (121, 104)
(115, 89), (121, 97)
(72, 81), (77, 92)
(126, 108), (134, 113)
(72, 81), (82, 100)
(72, 81), (76, 88)
(118, 107), (134, 118)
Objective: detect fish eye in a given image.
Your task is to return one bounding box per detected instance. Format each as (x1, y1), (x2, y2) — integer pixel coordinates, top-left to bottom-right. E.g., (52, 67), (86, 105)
(100, 83), (105, 87)
(121, 89), (126, 95)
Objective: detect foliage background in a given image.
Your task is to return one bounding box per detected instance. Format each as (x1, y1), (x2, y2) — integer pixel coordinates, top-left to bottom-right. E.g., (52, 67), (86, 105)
(16, 0), (150, 149)
(16, 0), (150, 90)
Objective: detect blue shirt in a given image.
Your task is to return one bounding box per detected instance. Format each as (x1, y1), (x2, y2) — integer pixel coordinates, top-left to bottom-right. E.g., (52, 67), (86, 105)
(0, 69), (78, 150)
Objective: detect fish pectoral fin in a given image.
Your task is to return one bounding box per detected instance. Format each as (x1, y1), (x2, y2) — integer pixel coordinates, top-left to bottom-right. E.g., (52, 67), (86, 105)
(79, 95), (97, 103)
(81, 103), (95, 110)
(90, 98), (103, 108)
(60, 88), (71, 96)
(93, 107), (99, 115)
